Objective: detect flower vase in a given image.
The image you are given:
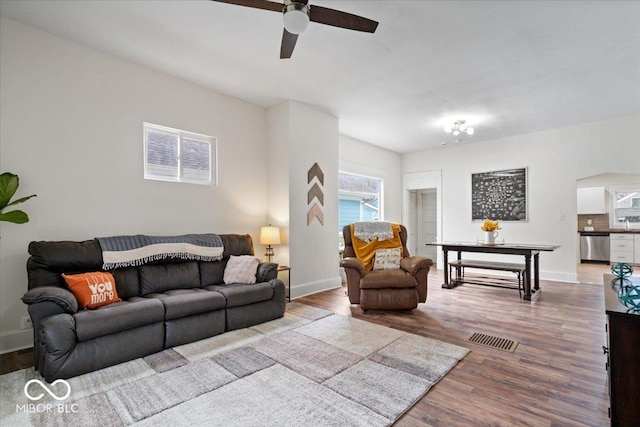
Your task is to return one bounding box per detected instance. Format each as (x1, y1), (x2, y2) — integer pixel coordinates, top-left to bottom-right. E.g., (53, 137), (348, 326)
(485, 231), (498, 244)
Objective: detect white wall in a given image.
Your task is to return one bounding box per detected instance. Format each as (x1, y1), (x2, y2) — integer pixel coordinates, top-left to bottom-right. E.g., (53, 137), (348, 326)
(289, 102), (341, 297)
(265, 102), (291, 264)
(403, 114), (640, 282)
(266, 101), (341, 298)
(0, 18), (269, 352)
(339, 134), (403, 224)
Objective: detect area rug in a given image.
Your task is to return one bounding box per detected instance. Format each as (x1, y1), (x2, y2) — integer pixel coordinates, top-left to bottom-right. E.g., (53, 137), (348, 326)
(0, 303), (469, 427)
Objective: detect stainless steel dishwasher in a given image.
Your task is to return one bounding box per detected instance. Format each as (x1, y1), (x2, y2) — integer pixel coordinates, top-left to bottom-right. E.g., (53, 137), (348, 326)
(580, 232), (610, 263)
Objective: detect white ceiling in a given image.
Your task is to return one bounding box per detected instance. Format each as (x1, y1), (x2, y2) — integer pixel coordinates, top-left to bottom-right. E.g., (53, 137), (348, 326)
(1, 0), (639, 153)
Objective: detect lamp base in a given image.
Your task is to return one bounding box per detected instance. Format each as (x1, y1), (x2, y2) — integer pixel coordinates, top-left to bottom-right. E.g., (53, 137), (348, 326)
(265, 246), (274, 263)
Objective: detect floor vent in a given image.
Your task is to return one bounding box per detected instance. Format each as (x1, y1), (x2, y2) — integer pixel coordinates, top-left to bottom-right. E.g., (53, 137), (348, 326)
(466, 332), (518, 352)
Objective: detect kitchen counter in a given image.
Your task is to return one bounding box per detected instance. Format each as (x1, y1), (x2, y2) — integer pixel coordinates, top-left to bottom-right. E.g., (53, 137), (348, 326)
(578, 230), (640, 234)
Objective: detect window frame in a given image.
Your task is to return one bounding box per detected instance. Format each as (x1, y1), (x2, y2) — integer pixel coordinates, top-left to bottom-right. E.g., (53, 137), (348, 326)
(611, 186), (640, 225)
(338, 170), (385, 233)
(143, 122), (217, 185)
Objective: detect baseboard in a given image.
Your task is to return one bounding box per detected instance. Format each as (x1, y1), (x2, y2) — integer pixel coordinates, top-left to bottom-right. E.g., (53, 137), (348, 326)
(542, 271), (579, 283)
(0, 329), (33, 354)
(291, 276), (342, 300)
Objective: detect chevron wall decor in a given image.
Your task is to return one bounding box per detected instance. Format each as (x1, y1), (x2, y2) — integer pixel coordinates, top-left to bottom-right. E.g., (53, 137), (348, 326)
(307, 162), (324, 226)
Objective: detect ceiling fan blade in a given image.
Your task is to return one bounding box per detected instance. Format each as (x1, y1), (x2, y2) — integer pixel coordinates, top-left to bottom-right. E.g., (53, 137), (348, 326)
(211, 0), (283, 13)
(280, 29), (298, 59)
(310, 5), (378, 33)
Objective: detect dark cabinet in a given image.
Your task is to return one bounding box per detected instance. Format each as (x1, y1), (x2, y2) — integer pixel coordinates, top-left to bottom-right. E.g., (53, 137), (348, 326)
(604, 274), (640, 426)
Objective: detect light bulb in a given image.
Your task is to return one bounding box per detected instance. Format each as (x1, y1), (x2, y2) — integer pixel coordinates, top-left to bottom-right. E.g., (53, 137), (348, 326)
(283, 4), (310, 34)
(467, 127), (474, 135)
(453, 129), (460, 136)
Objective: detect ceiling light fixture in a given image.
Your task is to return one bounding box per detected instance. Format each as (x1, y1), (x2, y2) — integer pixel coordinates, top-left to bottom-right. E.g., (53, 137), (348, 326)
(283, 2), (310, 34)
(444, 120), (475, 136)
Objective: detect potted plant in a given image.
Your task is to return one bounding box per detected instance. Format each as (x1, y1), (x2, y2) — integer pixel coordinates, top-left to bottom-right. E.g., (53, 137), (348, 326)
(0, 172), (36, 224)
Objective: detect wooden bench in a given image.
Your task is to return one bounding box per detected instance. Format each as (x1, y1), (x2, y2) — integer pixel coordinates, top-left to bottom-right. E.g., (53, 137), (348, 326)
(448, 259), (527, 298)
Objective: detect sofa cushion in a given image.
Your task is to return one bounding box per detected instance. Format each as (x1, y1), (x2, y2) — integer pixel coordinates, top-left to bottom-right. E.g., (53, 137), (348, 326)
(139, 262), (200, 296)
(359, 269), (417, 289)
(221, 234), (254, 258)
(62, 272), (121, 309)
(111, 267), (140, 300)
(199, 260), (227, 287)
(206, 282), (274, 308)
(223, 256), (260, 285)
(144, 289), (226, 320)
(27, 240), (103, 290)
(74, 299), (164, 342)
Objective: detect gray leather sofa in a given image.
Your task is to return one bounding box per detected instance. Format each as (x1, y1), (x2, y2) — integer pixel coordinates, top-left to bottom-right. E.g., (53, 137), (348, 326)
(22, 234), (286, 382)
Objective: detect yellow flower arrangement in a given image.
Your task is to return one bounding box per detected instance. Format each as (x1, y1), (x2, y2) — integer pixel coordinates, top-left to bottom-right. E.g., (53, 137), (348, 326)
(480, 218), (500, 232)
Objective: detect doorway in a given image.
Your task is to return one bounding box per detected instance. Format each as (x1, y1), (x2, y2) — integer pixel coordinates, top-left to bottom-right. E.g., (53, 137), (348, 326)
(403, 170), (443, 268)
(409, 189), (438, 260)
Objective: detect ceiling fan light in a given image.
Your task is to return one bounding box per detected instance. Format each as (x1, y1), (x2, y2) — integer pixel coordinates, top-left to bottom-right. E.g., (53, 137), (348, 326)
(466, 127), (474, 135)
(453, 129), (460, 136)
(283, 3), (310, 34)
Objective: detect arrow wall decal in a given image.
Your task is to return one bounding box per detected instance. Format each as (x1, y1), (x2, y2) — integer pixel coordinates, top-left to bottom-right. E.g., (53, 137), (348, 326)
(307, 162), (324, 185)
(307, 163), (325, 226)
(307, 202), (324, 225)
(307, 183), (324, 205)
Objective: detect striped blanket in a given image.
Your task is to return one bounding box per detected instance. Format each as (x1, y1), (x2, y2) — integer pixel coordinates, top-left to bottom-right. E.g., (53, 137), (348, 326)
(97, 234), (224, 270)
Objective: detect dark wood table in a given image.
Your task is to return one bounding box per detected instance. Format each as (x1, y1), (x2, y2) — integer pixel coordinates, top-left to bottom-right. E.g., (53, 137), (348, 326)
(427, 241), (560, 301)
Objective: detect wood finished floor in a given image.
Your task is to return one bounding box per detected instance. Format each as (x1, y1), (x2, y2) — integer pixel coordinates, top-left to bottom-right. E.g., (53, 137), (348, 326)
(298, 268), (609, 427)
(1, 266), (610, 426)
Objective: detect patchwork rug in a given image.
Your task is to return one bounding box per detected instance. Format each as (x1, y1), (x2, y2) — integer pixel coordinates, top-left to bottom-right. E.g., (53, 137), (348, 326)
(0, 303), (469, 427)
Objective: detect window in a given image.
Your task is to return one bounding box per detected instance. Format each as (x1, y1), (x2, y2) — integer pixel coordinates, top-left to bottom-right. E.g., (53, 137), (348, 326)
(614, 190), (640, 224)
(144, 122), (216, 185)
(338, 171), (384, 233)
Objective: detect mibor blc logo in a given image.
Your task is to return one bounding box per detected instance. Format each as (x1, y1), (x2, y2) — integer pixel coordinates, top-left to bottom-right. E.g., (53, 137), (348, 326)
(17, 379), (78, 414)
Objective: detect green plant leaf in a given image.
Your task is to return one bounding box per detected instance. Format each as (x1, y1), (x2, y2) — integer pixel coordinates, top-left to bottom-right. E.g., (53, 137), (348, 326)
(0, 210), (29, 224)
(5, 194), (37, 207)
(0, 173), (19, 209)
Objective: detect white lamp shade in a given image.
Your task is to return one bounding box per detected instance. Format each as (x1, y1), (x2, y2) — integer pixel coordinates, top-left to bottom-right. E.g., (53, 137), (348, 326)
(260, 226), (281, 245)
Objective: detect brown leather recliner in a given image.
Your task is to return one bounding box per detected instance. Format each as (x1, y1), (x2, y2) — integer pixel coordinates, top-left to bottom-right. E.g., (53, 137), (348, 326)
(341, 224), (433, 310)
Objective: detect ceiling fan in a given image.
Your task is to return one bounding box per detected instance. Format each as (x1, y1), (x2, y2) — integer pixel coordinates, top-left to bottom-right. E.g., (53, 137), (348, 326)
(212, 0), (378, 59)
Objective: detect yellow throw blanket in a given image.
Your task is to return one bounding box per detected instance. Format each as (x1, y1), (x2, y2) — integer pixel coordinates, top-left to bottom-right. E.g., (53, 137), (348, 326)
(350, 223), (402, 271)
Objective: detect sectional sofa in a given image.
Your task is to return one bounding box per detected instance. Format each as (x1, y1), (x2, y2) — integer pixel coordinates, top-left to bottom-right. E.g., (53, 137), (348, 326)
(22, 233), (286, 382)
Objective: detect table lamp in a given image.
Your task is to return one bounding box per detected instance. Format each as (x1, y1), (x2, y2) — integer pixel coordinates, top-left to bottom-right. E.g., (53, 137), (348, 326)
(260, 225), (281, 262)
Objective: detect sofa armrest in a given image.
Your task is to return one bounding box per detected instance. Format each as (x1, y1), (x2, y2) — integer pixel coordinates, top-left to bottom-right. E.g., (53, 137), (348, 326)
(22, 286), (78, 314)
(340, 257), (366, 305)
(400, 256), (434, 276)
(401, 256), (433, 303)
(257, 262), (278, 282)
(340, 257), (365, 275)
(41, 313), (77, 356)
(264, 278), (286, 313)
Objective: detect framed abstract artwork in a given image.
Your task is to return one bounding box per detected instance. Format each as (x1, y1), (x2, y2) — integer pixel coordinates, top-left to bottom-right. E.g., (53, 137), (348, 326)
(471, 168), (527, 221)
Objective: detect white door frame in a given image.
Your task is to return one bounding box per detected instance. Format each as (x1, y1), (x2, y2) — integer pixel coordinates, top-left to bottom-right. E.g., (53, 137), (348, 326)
(402, 170), (443, 268)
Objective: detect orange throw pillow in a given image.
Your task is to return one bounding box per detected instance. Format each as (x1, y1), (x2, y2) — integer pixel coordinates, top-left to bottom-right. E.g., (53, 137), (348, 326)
(62, 272), (121, 309)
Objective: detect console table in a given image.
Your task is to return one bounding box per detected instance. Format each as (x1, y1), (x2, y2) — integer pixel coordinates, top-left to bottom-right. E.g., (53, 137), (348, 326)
(427, 242), (559, 301)
(603, 274), (640, 426)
